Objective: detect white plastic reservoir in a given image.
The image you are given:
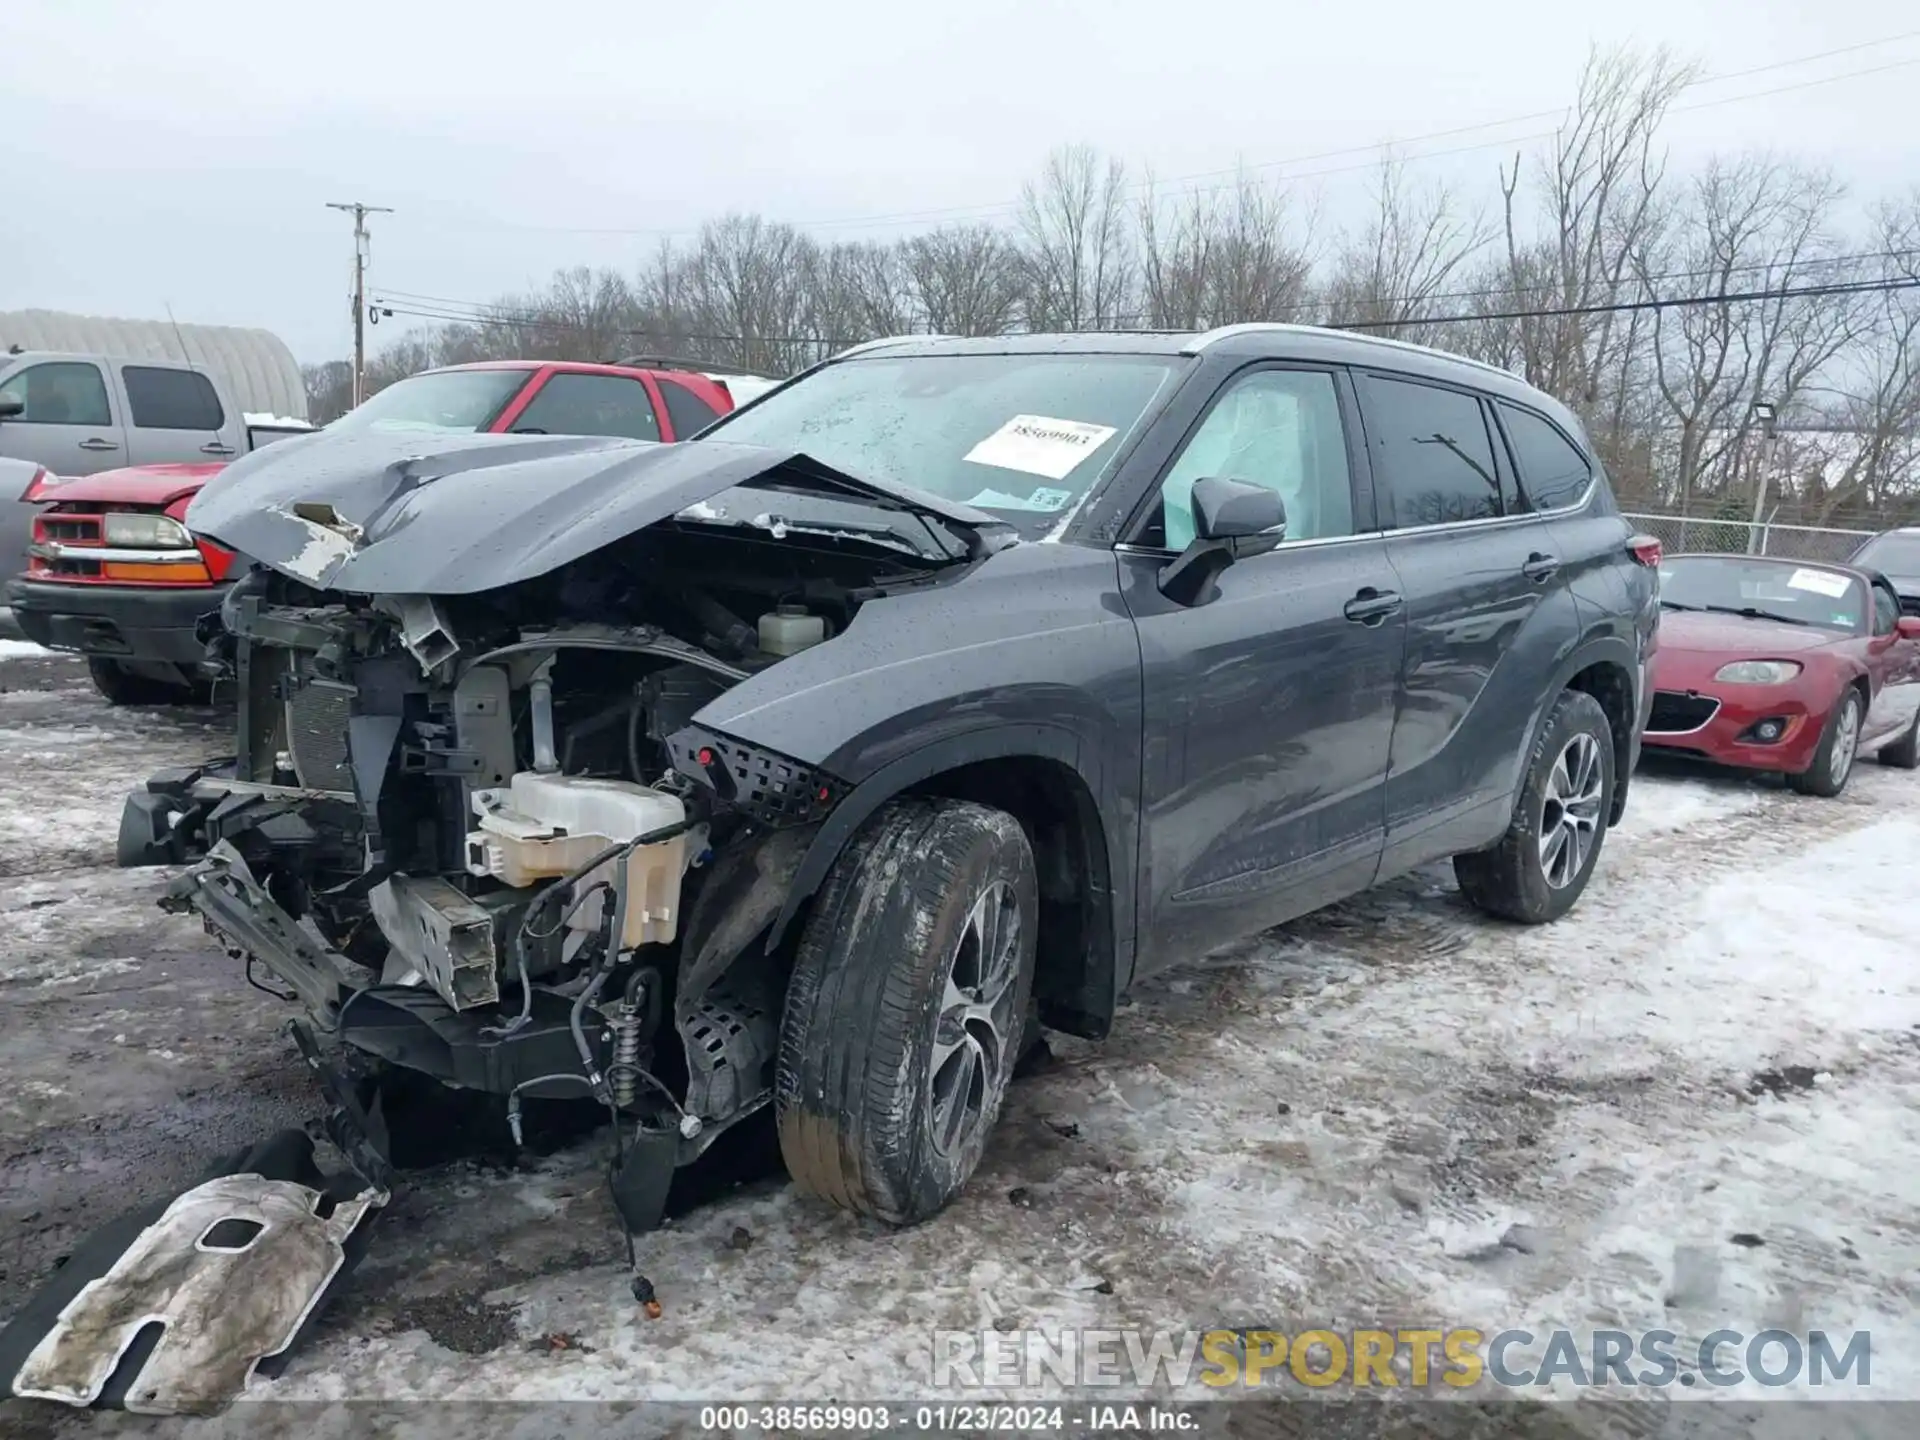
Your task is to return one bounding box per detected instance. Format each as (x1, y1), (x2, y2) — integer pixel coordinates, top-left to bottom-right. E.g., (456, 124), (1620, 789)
(466, 772), (690, 948)
(758, 604), (827, 657)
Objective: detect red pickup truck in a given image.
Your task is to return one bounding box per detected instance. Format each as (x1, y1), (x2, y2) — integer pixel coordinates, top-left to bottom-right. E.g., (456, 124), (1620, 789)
(9, 359), (741, 702)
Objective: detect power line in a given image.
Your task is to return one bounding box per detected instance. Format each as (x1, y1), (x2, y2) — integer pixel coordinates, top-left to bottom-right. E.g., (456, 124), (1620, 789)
(398, 31), (1920, 241)
(367, 274), (1920, 350)
(372, 247), (1920, 334)
(1342, 274), (1920, 331)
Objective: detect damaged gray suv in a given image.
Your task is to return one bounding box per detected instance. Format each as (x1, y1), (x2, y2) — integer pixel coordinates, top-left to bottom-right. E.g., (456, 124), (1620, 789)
(126, 326), (1659, 1237)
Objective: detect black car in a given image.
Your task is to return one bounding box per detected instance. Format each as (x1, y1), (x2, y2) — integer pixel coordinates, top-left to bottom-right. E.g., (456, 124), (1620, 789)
(126, 326), (1659, 1235)
(1847, 528), (1920, 617)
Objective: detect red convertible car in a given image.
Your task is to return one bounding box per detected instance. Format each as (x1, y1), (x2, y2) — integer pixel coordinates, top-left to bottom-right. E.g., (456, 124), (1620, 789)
(1642, 553), (1920, 796)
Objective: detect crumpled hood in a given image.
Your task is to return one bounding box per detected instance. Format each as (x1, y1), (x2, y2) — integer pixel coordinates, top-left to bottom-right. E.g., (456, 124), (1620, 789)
(184, 429), (998, 595)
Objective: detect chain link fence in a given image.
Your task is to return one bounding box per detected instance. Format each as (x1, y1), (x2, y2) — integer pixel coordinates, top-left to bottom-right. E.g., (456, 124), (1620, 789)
(1622, 513), (1876, 565)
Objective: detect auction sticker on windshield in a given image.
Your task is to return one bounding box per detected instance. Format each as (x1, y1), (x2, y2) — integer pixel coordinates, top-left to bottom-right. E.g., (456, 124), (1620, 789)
(964, 415), (1118, 481)
(1787, 567), (1852, 598)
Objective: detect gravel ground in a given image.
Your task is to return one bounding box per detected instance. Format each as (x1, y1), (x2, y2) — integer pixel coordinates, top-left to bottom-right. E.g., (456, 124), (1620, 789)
(1, 642), (1916, 1438)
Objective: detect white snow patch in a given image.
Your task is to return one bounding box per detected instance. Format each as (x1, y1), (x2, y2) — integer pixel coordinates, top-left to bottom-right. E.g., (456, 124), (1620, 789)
(0, 638), (73, 661)
(1613, 772), (1766, 838)
(197, 771), (1920, 1405)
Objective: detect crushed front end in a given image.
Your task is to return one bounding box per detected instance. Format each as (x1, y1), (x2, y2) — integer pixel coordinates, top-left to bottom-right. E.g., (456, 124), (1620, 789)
(122, 433), (998, 1246)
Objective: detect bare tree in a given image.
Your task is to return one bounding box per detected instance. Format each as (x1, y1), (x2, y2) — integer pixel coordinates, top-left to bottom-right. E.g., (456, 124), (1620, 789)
(1139, 172), (1316, 329)
(1321, 157), (1489, 341)
(1017, 145), (1136, 330)
(1637, 156), (1859, 518)
(812, 240), (915, 342)
(1499, 47), (1694, 405)
(675, 215), (824, 374)
(904, 225), (1021, 335)
(1796, 194), (1920, 524)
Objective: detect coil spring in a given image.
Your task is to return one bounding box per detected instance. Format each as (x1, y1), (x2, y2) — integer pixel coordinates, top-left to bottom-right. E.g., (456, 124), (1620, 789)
(610, 1005), (642, 1108)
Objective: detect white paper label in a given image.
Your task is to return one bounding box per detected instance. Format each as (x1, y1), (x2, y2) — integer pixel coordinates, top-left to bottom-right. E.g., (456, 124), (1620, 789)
(1786, 567), (1851, 598)
(963, 415), (1117, 481)
(964, 486), (1074, 513)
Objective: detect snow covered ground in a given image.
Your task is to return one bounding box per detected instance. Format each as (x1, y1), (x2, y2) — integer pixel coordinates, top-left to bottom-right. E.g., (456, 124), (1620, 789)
(1, 645), (1916, 1437)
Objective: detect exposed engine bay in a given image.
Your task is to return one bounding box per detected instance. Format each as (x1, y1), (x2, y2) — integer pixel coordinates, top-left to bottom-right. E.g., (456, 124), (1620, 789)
(148, 521), (941, 1170)
(2, 430), (1024, 1414)
(107, 430), (1009, 1242)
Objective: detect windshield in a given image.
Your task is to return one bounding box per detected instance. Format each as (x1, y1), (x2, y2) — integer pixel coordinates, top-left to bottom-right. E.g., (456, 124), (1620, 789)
(1659, 556), (1864, 632)
(1851, 532), (1920, 576)
(328, 369), (529, 435)
(705, 353), (1183, 534)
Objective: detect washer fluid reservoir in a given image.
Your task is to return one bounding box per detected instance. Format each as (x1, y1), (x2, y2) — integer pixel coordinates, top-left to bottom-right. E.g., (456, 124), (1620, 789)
(759, 603), (826, 657)
(466, 773), (690, 948)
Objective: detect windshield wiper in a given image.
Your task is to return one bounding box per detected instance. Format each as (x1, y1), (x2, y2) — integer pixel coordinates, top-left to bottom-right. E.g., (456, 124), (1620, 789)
(1659, 598), (1701, 610)
(1700, 604), (1812, 627)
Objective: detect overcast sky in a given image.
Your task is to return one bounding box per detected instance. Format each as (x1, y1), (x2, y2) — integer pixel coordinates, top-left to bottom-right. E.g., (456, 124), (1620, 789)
(4, 0), (1914, 364)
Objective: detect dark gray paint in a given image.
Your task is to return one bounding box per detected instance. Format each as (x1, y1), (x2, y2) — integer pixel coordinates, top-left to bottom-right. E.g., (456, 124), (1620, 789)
(217, 326), (1656, 1016)
(184, 429), (1004, 595)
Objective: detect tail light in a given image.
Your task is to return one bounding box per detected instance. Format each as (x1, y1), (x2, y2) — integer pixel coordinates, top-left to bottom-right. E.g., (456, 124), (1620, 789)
(1627, 534), (1662, 568)
(18, 466), (58, 503)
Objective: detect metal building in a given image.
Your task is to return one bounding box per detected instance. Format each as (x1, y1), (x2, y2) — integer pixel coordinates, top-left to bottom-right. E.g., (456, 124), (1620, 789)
(0, 308), (307, 422)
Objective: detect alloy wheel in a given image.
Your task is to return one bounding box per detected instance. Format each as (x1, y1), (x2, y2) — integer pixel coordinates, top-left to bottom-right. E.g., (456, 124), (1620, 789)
(1829, 696), (1861, 788)
(927, 881), (1022, 1159)
(1538, 732), (1605, 890)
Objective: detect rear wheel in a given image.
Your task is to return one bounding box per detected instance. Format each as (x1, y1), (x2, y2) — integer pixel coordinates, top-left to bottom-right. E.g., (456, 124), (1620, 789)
(776, 798), (1036, 1226)
(86, 658), (200, 706)
(1455, 688), (1615, 924)
(1789, 688), (1863, 797)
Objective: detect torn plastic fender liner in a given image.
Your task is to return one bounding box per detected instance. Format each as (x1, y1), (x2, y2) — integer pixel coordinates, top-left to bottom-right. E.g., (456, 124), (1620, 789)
(0, 1129), (384, 1416)
(183, 428), (1002, 597)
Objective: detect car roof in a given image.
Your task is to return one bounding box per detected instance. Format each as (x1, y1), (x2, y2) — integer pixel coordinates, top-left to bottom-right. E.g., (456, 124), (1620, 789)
(833, 325), (1585, 439)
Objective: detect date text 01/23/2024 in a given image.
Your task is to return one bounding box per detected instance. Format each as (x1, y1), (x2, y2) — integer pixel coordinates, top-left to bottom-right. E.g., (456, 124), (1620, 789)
(697, 1404), (1199, 1432)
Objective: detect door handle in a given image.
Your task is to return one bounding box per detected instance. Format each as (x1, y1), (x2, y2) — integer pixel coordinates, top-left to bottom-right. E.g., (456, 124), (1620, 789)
(1522, 552), (1560, 583)
(77, 437), (119, 452)
(1343, 587), (1403, 625)
(200, 441), (236, 456)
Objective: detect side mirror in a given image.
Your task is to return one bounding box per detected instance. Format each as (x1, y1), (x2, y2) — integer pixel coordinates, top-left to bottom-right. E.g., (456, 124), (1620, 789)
(0, 396), (23, 422)
(1896, 616), (1920, 639)
(1157, 477), (1286, 607)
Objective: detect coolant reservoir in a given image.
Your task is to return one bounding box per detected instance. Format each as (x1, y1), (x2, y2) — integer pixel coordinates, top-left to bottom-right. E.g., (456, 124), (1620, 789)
(758, 603), (826, 657)
(466, 773), (690, 948)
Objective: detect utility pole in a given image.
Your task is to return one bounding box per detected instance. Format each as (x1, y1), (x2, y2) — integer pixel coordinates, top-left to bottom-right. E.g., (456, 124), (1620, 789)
(1747, 401), (1778, 555)
(326, 201), (393, 408)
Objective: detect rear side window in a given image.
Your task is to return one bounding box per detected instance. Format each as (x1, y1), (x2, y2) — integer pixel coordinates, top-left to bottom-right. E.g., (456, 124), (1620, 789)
(122, 366), (224, 430)
(0, 361), (112, 426)
(1366, 376), (1503, 527)
(658, 378), (722, 438)
(1498, 403), (1592, 512)
(510, 373), (660, 441)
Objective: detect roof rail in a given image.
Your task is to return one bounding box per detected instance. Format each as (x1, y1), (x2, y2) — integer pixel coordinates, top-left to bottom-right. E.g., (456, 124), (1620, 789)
(1180, 321), (1518, 380)
(831, 334), (949, 360)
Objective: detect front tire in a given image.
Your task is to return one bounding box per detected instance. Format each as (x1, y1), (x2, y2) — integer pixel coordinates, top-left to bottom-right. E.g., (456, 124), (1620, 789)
(1455, 688), (1615, 924)
(1789, 687), (1864, 796)
(776, 799), (1036, 1226)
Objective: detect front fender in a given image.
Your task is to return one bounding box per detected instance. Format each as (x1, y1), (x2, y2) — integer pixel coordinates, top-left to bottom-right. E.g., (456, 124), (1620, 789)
(765, 722), (1121, 952)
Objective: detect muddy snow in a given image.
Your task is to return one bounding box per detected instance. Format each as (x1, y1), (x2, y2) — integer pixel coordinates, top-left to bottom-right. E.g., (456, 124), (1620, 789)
(1, 644), (1915, 1437)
